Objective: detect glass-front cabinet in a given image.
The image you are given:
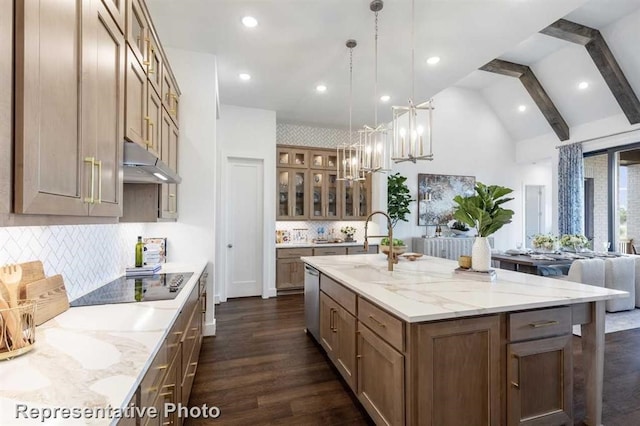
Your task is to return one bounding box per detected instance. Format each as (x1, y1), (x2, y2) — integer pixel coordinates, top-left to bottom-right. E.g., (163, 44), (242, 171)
(310, 171), (339, 220)
(342, 175), (371, 220)
(278, 147), (308, 169)
(277, 168), (308, 220)
(310, 150), (338, 170)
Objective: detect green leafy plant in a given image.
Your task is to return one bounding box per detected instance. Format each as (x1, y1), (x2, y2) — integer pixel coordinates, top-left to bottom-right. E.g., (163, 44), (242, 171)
(387, 173), (414, 228)
(452, 182), (515, 237)
(380, 237), (405, 247)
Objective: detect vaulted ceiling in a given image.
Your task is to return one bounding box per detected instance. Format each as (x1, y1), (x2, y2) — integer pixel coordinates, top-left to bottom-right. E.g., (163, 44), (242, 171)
(456, 0), (640, 143)
(147, 0), (589, 129)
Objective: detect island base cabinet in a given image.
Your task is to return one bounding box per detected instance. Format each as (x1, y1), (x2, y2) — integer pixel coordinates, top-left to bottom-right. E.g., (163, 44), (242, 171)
(319, 292), (356, 390)
(408, 315), (502, 426)
(507, 335), (573, 426)
(356, 323), (405, 426)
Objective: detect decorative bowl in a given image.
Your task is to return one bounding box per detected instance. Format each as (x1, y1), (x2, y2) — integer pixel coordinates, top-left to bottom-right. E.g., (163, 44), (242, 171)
(380, 245), (407, 256)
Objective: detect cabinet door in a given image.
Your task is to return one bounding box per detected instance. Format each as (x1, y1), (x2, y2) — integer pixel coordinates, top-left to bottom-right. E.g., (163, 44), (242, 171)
(310, 171), (339, 220)
(356, 175), (372, 219)
(410, 315), (502, 426)
(84, 0), (125, 217)
(342, 179), (357, 219)
(126, 0), (148, 68)
(125, 47), (147, 147)
(0, 0), (12, 214)
(101, 0), (125, 33)
(162, 69), (180, 126)
(277, 147), (308, 168)
(159, 109), (178, 219)
(335, 302), (357, 390)
(357, 322), (404, 426)
(277, 168), (308, 220)
(320, 292), (338, 357)
(310, 150), (338, 170)
(276, 258), (304, 289)
(147, 33), (163, 95)
(14, 0), (89, 215)
(147, 86), (162, 157)
(507, 335), (573, 426)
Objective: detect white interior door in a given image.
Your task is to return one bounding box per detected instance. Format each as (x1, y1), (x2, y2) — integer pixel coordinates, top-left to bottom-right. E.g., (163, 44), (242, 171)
(525, 185), (545, 248)
(225, 157), (264, 298)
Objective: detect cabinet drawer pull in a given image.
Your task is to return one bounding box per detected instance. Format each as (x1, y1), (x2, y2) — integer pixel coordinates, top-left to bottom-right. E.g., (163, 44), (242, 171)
(356, 354), (362, 359)
(510, 381), (520, 389)
(186, 362), (198, 377)
(529, 320), (559, 328)
(368, 315), (386, 328)
(84, 157), (96, 203)
(95, 160), (102, 204)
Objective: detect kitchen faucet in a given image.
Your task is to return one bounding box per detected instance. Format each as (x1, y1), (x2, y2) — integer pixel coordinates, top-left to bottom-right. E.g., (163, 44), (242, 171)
(364, 210), (397, 271)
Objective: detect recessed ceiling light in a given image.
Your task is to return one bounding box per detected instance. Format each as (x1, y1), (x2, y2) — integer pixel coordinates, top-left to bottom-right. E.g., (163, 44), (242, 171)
(316, 84), (327, 93)
(242, 16), (258, 28)
(426, 56), (440, 65)
(578, 81), (589, 90)
(380, 95), (390, 102)
(239, 73), (251, 81)
(518, 105), (527, 112)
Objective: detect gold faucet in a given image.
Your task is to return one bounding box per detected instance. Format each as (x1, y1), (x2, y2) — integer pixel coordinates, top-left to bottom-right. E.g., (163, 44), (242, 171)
(364, 210), (397, 271)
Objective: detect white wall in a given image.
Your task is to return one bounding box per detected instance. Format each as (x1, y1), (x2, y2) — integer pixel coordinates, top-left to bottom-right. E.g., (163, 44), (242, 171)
(387, 87), (523, 250)
(146, 47), (218, 335)
(215, 105), (276, 301)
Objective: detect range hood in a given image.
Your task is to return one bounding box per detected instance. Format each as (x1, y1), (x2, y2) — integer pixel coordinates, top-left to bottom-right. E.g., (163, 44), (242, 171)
(123, 142), (181, 184)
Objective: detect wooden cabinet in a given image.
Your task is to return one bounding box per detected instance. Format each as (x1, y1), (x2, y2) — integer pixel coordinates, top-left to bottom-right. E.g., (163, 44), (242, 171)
(147, 33), (163, 95)
(127, 0), (148, 67)
(310, 150), (338, 170)
(357, 321), (405, 426)
(320, 292), (357, 390)
(313, 247), (347, 256)
(277, 168), (308, 220)
(0, 0), (12, 215)
(102, 0), (125, 32)
(507, 307), (573, 426)
(276, 258), (306, 290)
(342, 175), (372, 220)
(278, 147), (308, 168)
(15, 0), (123, 217)
(160, 109), (178, 219)
(310, 170), (340, 220)
(162, 67), (180, 125)
(147, 85), (162, 158)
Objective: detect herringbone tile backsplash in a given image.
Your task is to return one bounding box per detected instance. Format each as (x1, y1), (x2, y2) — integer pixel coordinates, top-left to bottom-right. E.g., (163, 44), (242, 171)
(0, 223), (143, 300)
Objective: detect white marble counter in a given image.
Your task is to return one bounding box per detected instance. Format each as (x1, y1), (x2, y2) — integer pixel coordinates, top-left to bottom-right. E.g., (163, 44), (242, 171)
(276, 242), (375, 249)
(0, 262), (206, 426)
(302, 254), (626, 323)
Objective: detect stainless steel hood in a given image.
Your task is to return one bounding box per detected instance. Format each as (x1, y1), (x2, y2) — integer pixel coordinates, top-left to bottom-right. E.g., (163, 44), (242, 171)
(123, 142), (181, 184)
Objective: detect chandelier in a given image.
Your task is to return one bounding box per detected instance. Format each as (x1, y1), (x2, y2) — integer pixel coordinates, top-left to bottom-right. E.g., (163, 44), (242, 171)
(359, 0), (391, 173)
(337, 39), (365, 181)
(390, 0), (434, 163)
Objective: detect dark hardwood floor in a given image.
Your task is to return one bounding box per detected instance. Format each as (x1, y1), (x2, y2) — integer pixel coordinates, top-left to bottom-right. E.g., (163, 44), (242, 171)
(186, 294), (640, 425)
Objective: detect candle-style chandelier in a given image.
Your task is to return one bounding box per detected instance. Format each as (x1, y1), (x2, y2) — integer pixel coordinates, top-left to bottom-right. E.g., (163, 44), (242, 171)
(390, 0), (434, 163)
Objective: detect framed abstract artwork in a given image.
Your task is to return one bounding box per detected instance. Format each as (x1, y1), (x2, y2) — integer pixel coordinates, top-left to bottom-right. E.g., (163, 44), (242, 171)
(417, 174), (476, 226)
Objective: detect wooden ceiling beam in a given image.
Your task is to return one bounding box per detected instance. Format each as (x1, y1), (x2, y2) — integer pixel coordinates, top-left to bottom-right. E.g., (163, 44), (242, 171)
(540, 19), (640, 124)
(480, 59), (570, 141)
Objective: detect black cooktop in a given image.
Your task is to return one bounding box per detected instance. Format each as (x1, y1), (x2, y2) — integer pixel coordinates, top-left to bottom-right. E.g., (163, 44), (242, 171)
(70, 272), (193, 307)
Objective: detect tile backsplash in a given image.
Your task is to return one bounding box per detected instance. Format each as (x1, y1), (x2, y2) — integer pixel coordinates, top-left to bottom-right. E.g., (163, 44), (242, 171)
(276, 221), (378, 243)
(0, 223), (143, 300)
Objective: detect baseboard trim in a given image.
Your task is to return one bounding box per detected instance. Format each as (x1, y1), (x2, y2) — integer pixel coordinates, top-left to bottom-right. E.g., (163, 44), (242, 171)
(204, 319), (216, 336)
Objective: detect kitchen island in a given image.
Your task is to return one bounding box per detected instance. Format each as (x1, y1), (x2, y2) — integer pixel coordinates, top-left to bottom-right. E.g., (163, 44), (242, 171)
(0, 262), (207, 426)
(303, 254), (626, 426)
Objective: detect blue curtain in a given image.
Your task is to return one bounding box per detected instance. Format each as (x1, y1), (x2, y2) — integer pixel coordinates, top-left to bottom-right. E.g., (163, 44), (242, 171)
(558, 143), (584, 235)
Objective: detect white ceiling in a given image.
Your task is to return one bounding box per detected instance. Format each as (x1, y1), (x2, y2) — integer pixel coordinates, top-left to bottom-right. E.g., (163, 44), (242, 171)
(147, 0), (588, 129)
(454, 0), (640, 142)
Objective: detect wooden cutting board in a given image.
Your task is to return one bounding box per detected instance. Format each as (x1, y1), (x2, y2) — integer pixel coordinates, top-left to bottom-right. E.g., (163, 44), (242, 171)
(24, 274), (69, 325)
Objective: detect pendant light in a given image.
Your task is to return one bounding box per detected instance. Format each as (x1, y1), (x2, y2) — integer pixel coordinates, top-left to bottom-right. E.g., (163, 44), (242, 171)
(391, 0), (434, 164)
(337, 39), (365, 181)
(359, 0), (391, 173)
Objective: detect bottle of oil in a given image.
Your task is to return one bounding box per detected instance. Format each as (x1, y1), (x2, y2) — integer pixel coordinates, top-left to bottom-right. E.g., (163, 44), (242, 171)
(135, 236), (144, 267)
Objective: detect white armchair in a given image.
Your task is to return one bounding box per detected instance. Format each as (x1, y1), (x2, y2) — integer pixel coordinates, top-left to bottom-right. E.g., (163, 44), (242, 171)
(566, 258), (605, 287)
(605, 257), (636, 312)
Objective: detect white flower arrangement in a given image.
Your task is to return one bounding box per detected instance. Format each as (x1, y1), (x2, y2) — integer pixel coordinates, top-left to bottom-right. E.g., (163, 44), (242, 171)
(340, 226), (356, 237)
(532, 234), (557, 250)
(559, 234), (589, 249)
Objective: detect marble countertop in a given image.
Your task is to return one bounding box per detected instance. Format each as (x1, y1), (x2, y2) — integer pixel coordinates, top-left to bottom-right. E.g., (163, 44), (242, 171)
(0, 262), (206, 426)
(276, 242), (376, 249)
(302, 254), (627, 323)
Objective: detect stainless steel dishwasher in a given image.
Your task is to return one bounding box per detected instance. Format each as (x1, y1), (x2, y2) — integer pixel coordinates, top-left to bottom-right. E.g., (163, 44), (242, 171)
(304, 264), (320, 340)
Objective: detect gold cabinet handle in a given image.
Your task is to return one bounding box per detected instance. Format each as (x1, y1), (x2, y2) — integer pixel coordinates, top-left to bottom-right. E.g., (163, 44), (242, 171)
(368, 315), (386, 328)
(148, 45), (156, 74)
(95, 160), (102, 204)
(84, 157), (95, 203)
(169, 93), (177, 114)
(144, 116), (154, 148)
(529, 320), (559, 328)
(143, 37), (151, 67)
(511, 354), (521, 389)
(201, 292), (207, 314)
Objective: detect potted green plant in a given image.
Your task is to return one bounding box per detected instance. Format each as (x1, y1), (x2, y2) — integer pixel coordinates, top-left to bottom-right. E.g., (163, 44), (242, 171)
(341, 226), (357, 242)
(452, 182), (515, 271)
(387, 173), (414, 228)
(380, 237), (407, 256)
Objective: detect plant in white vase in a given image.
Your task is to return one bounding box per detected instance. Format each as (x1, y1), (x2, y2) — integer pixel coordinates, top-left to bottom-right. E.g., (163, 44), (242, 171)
(341, 226), (356, 242)
(559, 234), (589, 252)
(532, 234), (558, 252)
(453, 182), (515, 272)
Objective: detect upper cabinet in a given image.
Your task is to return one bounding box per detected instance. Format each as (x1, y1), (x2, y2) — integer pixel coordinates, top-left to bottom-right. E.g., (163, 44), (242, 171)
(276, 145), (371, 221)
(102, 0), (126, 33)
(126, 0), (148, 68)
(0, 0), (12, 215)
(15, 0), (125, 216)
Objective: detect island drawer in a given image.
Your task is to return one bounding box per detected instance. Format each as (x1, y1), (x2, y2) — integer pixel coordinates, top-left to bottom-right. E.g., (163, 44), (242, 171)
(358, 297), (404, 351)
(320, 275), (356, 315)
(277, 247), (313, 258)
(140, 341), (169, 410)
(508, 306), (571, 342)
(314, 247), (347, 256)
(347, 245), (378, 255)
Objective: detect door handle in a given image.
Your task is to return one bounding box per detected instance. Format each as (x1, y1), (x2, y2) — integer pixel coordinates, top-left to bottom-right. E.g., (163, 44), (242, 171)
(227, 244), (233, 248)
